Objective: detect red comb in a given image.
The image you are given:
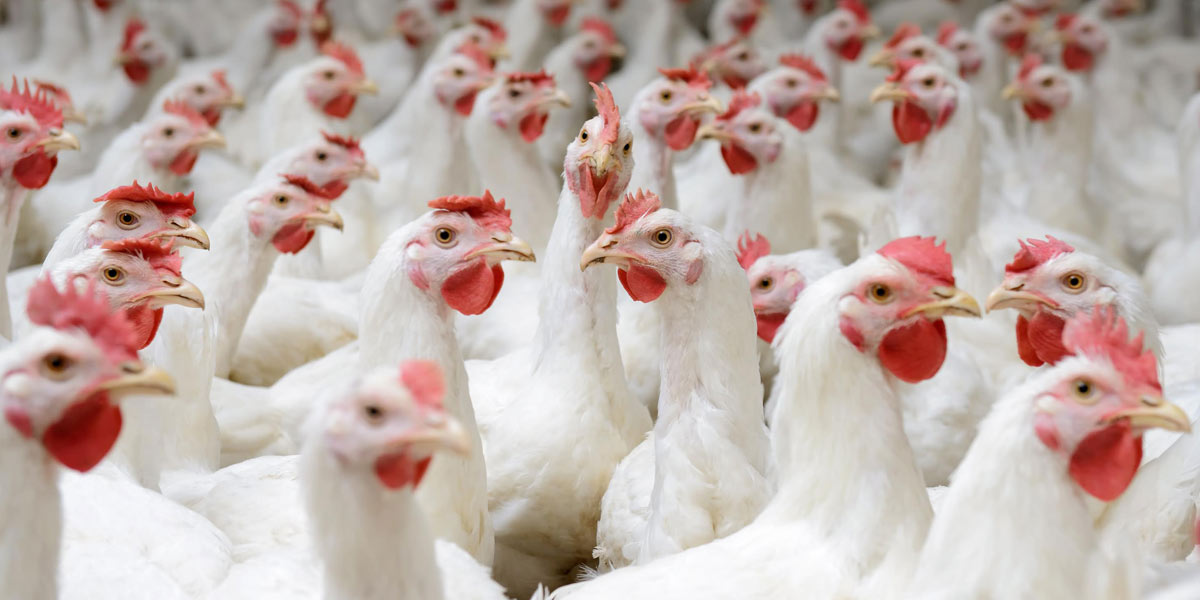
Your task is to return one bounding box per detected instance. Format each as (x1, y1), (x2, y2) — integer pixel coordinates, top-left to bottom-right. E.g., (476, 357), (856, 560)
(0, 78), (63, 128)
(886, 59), (924, 83)
(211, 70), (232, 93)
(838, 0), (871, 24)
(885, 23), (922, 49)
(1055, 13), (1078, 31)
(658, 66), (713, 89)
(101, 238), (182, 276)
(737, 231), (771, 271)
(1062, 306), (1160, 393)
(1005, 236), (1075, 274)
(282, 174), (341, 200)
(877, 236), (955, 286)
(399, 360), (446, 411)
(121, 19), (146, 52)
(456, 41), (495, 73)
(506, 70), (556, 87)
(27, 276), (139, 363)
(1018, 53), (1042, 81)
(590, 82), (621, 145)
(32, 79), (73, 106)
(472, 17), (508, 41)
(428, 190), (513, 232)
(717, 90), (762, 122)
(779, 54), (827, 81)
(93, 181), (197, 219)
(580, 17), (616, 43)
(607, 189), (661, 235)
(320, 41), (365, 76)
(936, 21), (959, 46)
(321, 130), (364, 158)
(162, 99), (210, 130)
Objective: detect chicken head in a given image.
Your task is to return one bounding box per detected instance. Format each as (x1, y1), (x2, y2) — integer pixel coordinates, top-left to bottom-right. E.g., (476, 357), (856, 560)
(736, 232), (842, 343)
(116, 19), (172, 85)
(536, 0), (573, 27)
(694, 39), (767, 90)
(1054, 13), (1109, 73)
(90, 181), (209, 250)
(697, 90), (782, 175)
(435, 44), (497, 116)
(0, 79), (79, 190)
(935, 22), (983, 79)
(565, 83), (634, 220)
(755, 54), (840, 132)
(270, 0), (304, 47)
(305, 42), (378, 119)
(573, 18), (624, 83)
(1002, 55), (1074, 122)
(247, 175), (345, 254)
(484, 72), (571, 143)
(869, 60), (960, 145)
(636, 66), (723, 151)
(819, 0), (881, 62)
(981, 3), (1037, 56)
(163, 70), (244, 127)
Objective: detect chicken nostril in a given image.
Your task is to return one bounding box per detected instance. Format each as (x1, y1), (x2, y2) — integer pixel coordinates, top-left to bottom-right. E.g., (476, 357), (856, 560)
(120, 361), (145, 374)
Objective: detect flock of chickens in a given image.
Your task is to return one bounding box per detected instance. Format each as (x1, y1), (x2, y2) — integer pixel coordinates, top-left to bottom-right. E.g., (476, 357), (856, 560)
(3, 0), (1200, 598)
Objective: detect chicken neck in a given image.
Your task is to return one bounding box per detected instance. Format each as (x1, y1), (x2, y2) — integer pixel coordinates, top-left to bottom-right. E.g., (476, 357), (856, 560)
(0, 181), (29, 339)
(723, 127), (815, 254)
(0, 427), (62, 600)
(627, 103), (680, 211)
(1023, 83), (1095, 238)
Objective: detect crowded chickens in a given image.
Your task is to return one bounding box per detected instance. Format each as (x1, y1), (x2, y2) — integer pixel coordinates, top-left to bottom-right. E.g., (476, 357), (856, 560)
(3, 0), (1200, 598)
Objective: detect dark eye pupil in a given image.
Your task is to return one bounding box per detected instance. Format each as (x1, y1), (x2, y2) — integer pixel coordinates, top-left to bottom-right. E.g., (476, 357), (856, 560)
(164, 128), (174, 136)
(509, 89), (521, 98)
(121, 214), (132, 222)
(1077, 382), (1089, 394)
(624, 143), (630, 151)
(107, 269), (118, 277)
(317, 152), (327, 160)
(365, 405), (382, 418)
(580, 131), (588, 140)
(7, 128), (18, 137)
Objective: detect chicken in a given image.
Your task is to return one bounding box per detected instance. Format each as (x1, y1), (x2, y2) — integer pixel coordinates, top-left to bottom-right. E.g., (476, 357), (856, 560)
(301, 360), (505, 600)
(0, 275), (175, 600)
(588, 191), (771, 568)
(466, 84), (651, 595)
(691, 38), (769, 93)
(502, 0), (574, 71)
(0, 80), (80, 340)
(910, 307), (1190, 598)
(934, 20), (986, 81)
(551, 237), (982, 599)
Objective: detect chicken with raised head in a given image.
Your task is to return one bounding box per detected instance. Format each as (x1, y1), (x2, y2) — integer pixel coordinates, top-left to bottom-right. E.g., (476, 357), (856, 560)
(551, 237), (982, 599)
(589, 190), (770, 569)
(466, 84), (651, 596)
(302, 360), (505, 600)
(0, 275), (175, 600)
(934, 21), (985, 81)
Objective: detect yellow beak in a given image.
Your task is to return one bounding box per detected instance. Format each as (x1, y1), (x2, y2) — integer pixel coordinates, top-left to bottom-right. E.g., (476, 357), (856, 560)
(153, 219), (210, 250)
(1001, 83), (1028, 101)
(985, 285), (1056, 312)
(680, 95), (725, 115)
(37, 129), (81, 153)
(811, 85), (841, 102)
(868, 48), (895, 68)
(696, 122), (733, 142)
(580, 235), (637, 271)
(903, 286), (982, 319)
(869, 82), (910, 104)
(588, 143), (620, 178)
(359, 162), (381, 181)
(1105, 400), (1191, 433)
(465, 235), (536, 263)
(134, 277), (206, 310)
(187, 129), (226, 150)
(98, 363), (177, 400)
(387, 415), (471, 456)
(302, 206), (345, 231)
(352, 79), (380, 95)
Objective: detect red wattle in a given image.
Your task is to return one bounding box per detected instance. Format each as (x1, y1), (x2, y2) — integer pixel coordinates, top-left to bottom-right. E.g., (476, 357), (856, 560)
(1069, 421), (1142, 502)
(168, 150), (199, 175)
(271, 222), (317, 254)
(892, 101), (933, 144)
(273, 30), (299, 47)
(1022, 100), (1055, 121)
(733, 14), (758, 36)
(837, 38), (864, 61)
(201, 107), (222, 127)
(1062, 44), (1095, 72)
(454, 92), (478, 116)
(663, 115), (700, 151)
(583, 56), (613, 83)
(878, 318), (948, 383)
(574, 164), (616, 219)
(1015, 315), (1044, 367)
(4, 406), (32, 438)
(720, 143), (758, 174)
(519, 112), (549, 142)
(123, 61), (151, 84)
(12, 151), (58, 189)
(441, 260), (504, 315)
(124, 305), (165, 350)
(617, 264), (667, 302)
(322, 93), (358, 118)
(755, 312), (788, 343)
(1003, 32), (1028, 55)
(544, 5), (570, 25)
(784, 101), (820, 131)
(42, 394), (123, 472)
(1025, 311), (1068, 365)
(375, 452), (433, 489)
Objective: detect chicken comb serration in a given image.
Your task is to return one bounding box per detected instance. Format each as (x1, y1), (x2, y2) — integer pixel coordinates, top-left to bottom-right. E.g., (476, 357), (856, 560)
(456, 41), (495, 73)
(838, 0), (871, 24)
(1061, 306), (1160, 393)
(211, 69), (232, 93)
(121, 19), (147, 52)
(32, 79), (73, 106)
(580, 17), (616, 43)
(936, 21), (959, 46)
(472, 17), (508, 41)
(428, 190), (513, 232)
(885, 59), (924, 83)
(590, 82), (621, 145)
(320, 41), (365, 76)
(737, 231), (771, 271)
(93, 181), (197, 218)
(27, 275), (139, 363)
(320, 131), (364, 157)
(1005, 236), (1074, 274)
(1017, 53), (1043, 81)
(717, 90), (762, 122)
(506, 70), (556, 87)
(162, 99), (210, 130)
(607, 189), (661, 235)
(399, 360), (446, 411)
(1054, 13), (1079, 30)
(877, 236), (955, 285)
(884, 23), (922, 49)
(282, 174), (341, 200)
(101, 238), (182, 276)
(0, 78), (64, 128)
(658, 66), (712, 89)
(779, 54), (827, 82)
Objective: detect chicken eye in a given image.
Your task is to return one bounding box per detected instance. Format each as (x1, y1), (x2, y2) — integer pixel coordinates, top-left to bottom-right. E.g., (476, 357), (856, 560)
(316, 151), (328, 161)
(922, 77), (937, 87)
(623, 141), (631, 154)
(323, 70), (336, 80)
(42, 352), (73, 377)
(785, 78), (798, 88)
(1041, 77), (1055, 88)
(434, 227), (457, 247)
(579, 129), (589, 141)
(1072, 378), (1096, 402)
(116, 211), (139, 229)
(102, 266), (126, 284)
(660, 90), (673, 103)
(508, 88), (522, 99)
(163, 127), (175, 137)
(583, 40), (595, 49)
(748, 122), (763, 133)
(867, 283), (893, 303)
(758, 276), (774, 290)
(911, 48), (925, 57)
(1061, 272), (1086, 292)
(956, 42), (969, 51)
(453, 67), (466, 78)
(274, 195), (290, 207)
(469, 34), (482, 43)
(364, 404), (385, 422)
(736, 51), (750, 61)
(194, 85), (206, 94)
(650, 228), (672, 247)
(5, 127), (20, 140)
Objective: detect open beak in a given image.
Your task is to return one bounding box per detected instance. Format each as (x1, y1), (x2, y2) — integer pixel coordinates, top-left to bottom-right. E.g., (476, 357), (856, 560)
(358, 162), (381, 181)
(37, 129), (81, 153)
(680, 95), (725, 115)
(696, 122), (733, 143)
(152, 220), (211, 250)
(388, 415), (471, 456)
(580, 235), (637, 271)
(610, 43), (627, 58)
(985, 284), (1056, 312)
(869, 82), (910, 104)
(904, 286), (982, 319)
(222, 94), (246, 109)
(588, 143), (620, 178)
(1001, 83), (1028, 101)
(61, 106), (88, 125)
(868, 49), (894, 68)
(861, 24), (882, 39)
(352, 79), (380, 95)
(488, 43), (511, 60)
(98, 363), (176, 400)
(810, 85), (841, 102)
(135, 277), (206, 310)
(1104, 400), (1191, 433)
(465, 235), (536, 263)
(187, 129), (226, 150)
(301, 206), (345, 231)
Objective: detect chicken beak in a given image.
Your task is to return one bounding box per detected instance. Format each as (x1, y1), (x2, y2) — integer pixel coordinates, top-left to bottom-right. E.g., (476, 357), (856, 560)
(696, 122), (733, 142)
(580, 235), (637, 271)
(188, 129), (226, 150)
(869, 82), (910, 104)
(97, 363), (176, 400)
(860, 24), (882, 39)
(609, 43), (627, 58)
(352, 79), (380, 96)
(388, 415), (471, 456)
(114, 53), (134, 66)
(985, 285), (1056, 312)
(61, 106), (88, 125)
(1001, 83), (1027, 101)
(1104, 400), (1191, 433)
(868, 48), (894, 68)
(540, 89), (572, 108)
(465, 235), (536, 263)
(359, 162), (381, 181)
(810, 85), (841, 103)
(153, 220), (211, 250)
(302, 206), (345, 231)
(37, 129), (81, 153)
(222, 93), (246, 109)
(488, 43), (511, 60)
(680, 95), (725, 115)
(588, 143), (619, 177)
(136, 277), (206, 310)
(904, 286), (982, 319)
